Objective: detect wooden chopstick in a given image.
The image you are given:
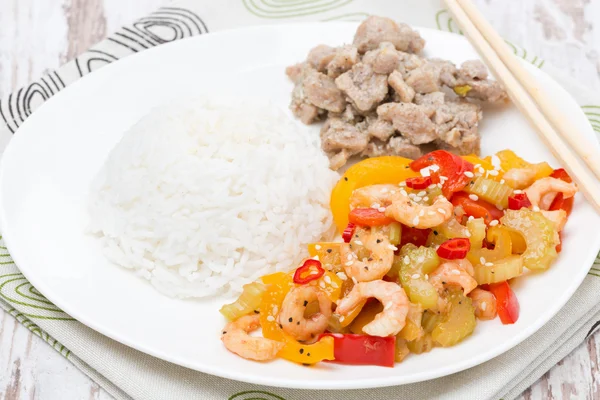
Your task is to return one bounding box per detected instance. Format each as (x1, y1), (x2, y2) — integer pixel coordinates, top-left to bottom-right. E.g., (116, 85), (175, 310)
(455, 0), (600, 181)
(444, 0), (600, 213)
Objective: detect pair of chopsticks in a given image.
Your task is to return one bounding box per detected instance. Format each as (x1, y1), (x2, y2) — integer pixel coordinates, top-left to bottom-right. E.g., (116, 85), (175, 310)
(444, 0), (600, 213)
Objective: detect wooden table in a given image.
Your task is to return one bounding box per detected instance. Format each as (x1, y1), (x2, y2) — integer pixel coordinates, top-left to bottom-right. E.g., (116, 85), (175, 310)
(0, 1), (598, 399)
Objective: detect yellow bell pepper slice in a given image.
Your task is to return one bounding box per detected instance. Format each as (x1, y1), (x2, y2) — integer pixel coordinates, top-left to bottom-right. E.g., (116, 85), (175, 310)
(462, 155), (503, 182)
(489, 150), (553, 181)
(259, 272), (334, 364)
(349, 301), (384, 334)
(330, 156), (418, 233)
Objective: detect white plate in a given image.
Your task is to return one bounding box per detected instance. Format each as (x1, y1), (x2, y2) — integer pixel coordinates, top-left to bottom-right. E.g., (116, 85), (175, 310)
(1, 23), (599, 390)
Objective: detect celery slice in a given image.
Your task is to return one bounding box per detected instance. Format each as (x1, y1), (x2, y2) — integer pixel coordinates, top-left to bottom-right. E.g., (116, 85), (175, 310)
(465, 176), (513, 208)
(473, 255), (524, 285)
(219, 281), (266, 321)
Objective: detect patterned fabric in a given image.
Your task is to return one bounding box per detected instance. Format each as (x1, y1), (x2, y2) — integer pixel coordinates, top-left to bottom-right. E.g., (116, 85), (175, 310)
(0, 1), (599, 399)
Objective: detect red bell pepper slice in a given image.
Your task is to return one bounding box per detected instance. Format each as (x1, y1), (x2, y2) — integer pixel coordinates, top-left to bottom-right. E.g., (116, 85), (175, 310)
(342, 223), (356, 243)
(405, 176), (432, 190)
(451, 192), (504, 224)
(548, 168), (574, 216)
(487, 281), (520, 324)
(348, 208), (395, 227)
(320, 333), (396, 367)
(437, 238), (471, 259)
(410, 150), (474, 198)
(508, 193), (532, 210)
(293, 259), (325, 284)
(401, 225), (431, 247)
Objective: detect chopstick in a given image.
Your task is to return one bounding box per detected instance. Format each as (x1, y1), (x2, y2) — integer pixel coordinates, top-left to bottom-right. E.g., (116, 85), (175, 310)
(443, 0), (600, 213)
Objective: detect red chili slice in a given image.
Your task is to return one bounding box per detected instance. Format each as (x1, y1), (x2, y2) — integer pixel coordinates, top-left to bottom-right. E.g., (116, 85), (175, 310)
(401, 225), (431, 247)
(436, 238), (471, 259)
(405, 176), (432, 190)
(549, 168), (574, 216)
(293, 259), (325, 284)
(348, 208), (395, 227)
(508, 193), (532, 210)
(342, 223), (356, 243)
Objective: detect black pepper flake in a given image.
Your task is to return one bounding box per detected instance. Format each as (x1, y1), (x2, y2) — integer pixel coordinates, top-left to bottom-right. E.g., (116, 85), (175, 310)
(364, 266), (369, 271)
(303, 300), (308, 307)
(344, 177), (348, 181)
(491, 271), (495, 274)
(376, 239), (382, 243)
(254, 310), (260, 314)
(288, 317), (293, 323)
(311, 333), (315, 338)
(297, 321), (300, 325)
(442, 281), (446, 284)
(307, 353), (311, 357)
(355, 234), (359, 238)
(303, 363), (311, 366)
(368, 257), (373, 261)
(459, 301), (462, 305)
(222, 331), (227, 334)
(299, 348), (304, 354)
(327, 248), (332, 253)
(279, 323), (283, 329)
(433, 230), (438, 236)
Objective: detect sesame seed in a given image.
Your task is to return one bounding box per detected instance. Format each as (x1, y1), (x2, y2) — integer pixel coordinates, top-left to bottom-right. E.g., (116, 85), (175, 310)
(481, 302), (487, 311)
(491, 155), (501, 168)
(401, 189), (409, 197)
(315, 245), (322, 250)
(500, 179), (506, 184)
(480, 257), (486, 264)
(533, 206), (540, 212)
(272, 306), (278, 314)
(388, 244), (398, 251)
(489, 220), (499, 226)
(384, 302), (392, 310)
(378, 207), (386, 212)
(420, 167), (431, 177)
(404, 256), (410, 264)
(485, 262), (494, 267)
(351, 277), (358, 284)
(371, 203), (381, 209)
(423, 196), (429, 202)
(417, 256), (425, 263)
(331, 282), (339, 288)
(478, 167), (485, 174)
(451, 269), (461, 275)
(355, 240), (363, 246)
(430, 165), (440, 172)
(437, 208), (447, 215)
(488, 170), (499, 176)
(468, 215), (475, 221)
(319, 281), (326, 288)
(439, 175), (448, 183)
(469, 194), (479, 201)
(425, 274), (429, 280)
(399, 182), (407, 187)
(412, 216), (420, 225)
(324, 276), (331, 284)
(428, 184), (437, 190)
(513, 189), (523, 194)
(428, 210), (436, 215)
(419, 209), (425, 217)
(345, 261), (354, 266)
(339, 316), (345, 322)
(418, 191), (426, 197)
(381, 187), (388, 193)
(464, 171), (474, 178)
(312, 255), (320, 261)
(474, 164), (481, 169)
(347, 254), (353, 260)
(336, 272), (348, 280)
(409, 193), (416, 199)
(411, 273), (420, 279)
(465, 231), (471, 237)
(267, 315), (275, 322)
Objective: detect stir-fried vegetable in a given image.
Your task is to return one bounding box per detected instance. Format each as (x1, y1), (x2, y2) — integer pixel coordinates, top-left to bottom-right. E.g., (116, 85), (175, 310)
(465, 176), (513, 209)
(436, 218), (469, 239)
(349, 301), (383, 335)
(410, 150), (474, 197)
(395, 338), (411, 362)
(293, 259), (325, 284)
(320, 333), (396, 367)
(467, 218), (486, 249)
(407, 334), (435, 354)
(431, 290), (477, 347)
(490, 150), (553, 181)
(437, 238), (470, 259)
(219, 281), (266, 321)
(451, 192), (504, 224)
(487, 281), (520, 324)
(396, 244), (440, 309)
(508, 193), (532, 210)
(473, 255), (524, 285)
(402, 225), (431, 247)
(389, 222), (402, 246)
(398, 303), (424, 341)
(330, 156), (418, 233)
(501, 209), (559, 271)
(549, 168), (574, 216)
(406, 176), (432, 189)
(421, 310), (445, 333)
(342, 223), (356, 243)
(467, 225), (513, 265)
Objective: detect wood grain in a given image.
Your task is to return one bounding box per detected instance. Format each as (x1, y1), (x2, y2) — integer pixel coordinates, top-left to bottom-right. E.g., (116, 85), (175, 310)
(0, 0), (598, 399)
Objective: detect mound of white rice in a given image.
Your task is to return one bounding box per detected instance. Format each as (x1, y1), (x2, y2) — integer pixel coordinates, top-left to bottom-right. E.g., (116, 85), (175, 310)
(88, 98), (338, 298)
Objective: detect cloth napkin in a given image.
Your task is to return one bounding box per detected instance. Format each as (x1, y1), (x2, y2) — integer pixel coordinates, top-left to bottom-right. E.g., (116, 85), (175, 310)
(1, 1), (599, 399)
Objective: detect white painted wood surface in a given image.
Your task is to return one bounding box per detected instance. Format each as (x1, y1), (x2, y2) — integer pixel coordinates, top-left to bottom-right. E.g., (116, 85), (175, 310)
(0, 0), (598, 399)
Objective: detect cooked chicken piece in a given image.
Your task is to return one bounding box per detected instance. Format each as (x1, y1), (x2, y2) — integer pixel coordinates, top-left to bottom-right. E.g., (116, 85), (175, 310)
(366, 115), (396, 141)
(396, 52), (427, 76)
(435, 130), (481, 155)
(336, 63), (389, 112)
(454, 60), (507, 103)
(327, 45), (360, 78)
(307, 45), (337, 73)
(362, 42), (402, 74)
(321, 118), (369, 154)
(328, 149), (352, 170)
(432, 100), (482, 154)
(285, 63), (305, 85)
(362, 137), (423, 159)
(377, 103), (437, 144)
(353, 16), (425, 54)
(388, 71), (415, 103)
(290, 84), (322, 124)
(405, 59), (457, 94)
(414, 92), (446, 107)
(303, 68), (346, 113)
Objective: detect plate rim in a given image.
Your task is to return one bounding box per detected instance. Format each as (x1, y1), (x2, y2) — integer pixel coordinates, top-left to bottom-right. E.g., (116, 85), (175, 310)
(1, 22), (599, 390)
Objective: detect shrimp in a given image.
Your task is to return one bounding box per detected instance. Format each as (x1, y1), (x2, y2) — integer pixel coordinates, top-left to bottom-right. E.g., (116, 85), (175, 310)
(340, 226), (394, 282)
(503, 167), (537, 190)
(350, 184), (454, 229)
(221, 314), (284, 361)
(279, 286), (332, 342)
(524, 177), (577, 211)
(336, 280), (409, 337)
(428, 261), (478, 296)
(386, 194), (454, 229)
(441, 257), (475, 276)
(468, 288), (497, 320)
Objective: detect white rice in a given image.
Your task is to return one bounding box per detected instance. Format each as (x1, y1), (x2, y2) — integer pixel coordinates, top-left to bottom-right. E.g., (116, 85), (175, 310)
(88, 98), (338, 298)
